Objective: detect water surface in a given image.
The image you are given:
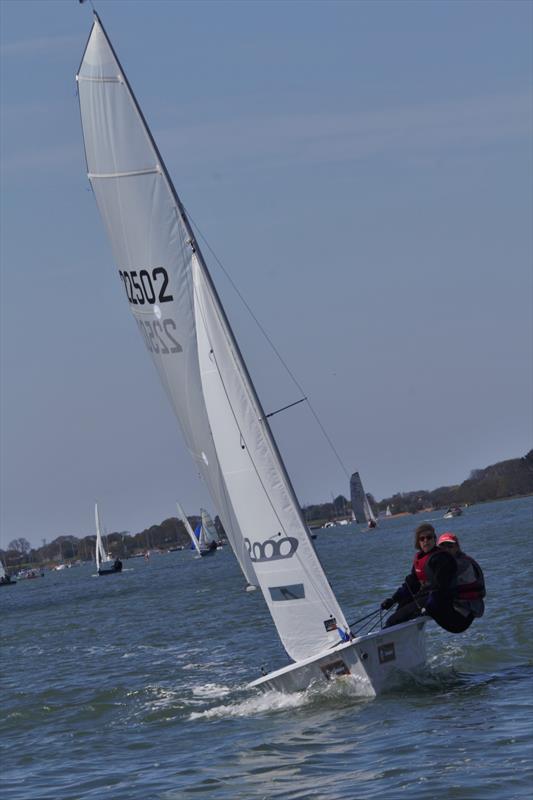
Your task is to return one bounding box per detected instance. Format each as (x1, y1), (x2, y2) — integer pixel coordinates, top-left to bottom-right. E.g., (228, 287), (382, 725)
(2, 496), (532, 799)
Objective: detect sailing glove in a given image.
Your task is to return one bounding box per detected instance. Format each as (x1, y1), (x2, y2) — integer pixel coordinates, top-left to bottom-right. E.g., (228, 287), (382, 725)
(381, 597), (395, 610)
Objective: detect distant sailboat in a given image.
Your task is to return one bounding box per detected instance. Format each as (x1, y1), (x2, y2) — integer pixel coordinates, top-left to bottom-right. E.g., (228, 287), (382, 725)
(95, 503), (122, 576)
(350, 472), (378, 528)
(385, 505), (392, 517)
(77, 14), (427, 696)
(0, 560), (16, 586)
(443, 506), (463, 519)
(199, 509), (219, 552)
(176, 502), (217, 557)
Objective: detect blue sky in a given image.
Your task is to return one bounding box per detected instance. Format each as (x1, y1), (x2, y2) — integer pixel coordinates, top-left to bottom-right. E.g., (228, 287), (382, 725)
(1, 0), (531, 548)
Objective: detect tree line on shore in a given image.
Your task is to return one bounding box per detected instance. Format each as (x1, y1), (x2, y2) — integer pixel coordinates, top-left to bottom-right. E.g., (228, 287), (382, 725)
(3, 450), (531, 569)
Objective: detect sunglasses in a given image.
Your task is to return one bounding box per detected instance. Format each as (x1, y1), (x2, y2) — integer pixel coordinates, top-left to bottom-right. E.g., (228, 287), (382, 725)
(440, 542), (457, 549)
(419, 535), (435, 542)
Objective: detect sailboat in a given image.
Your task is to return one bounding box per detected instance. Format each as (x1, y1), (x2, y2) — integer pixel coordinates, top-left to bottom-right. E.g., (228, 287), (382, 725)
(94, 503), (122, 576)
(76, 14), (427, 696)
(0, 560), (16, 586)
(443, 506), (462, 519)
(199, 509), (220, 553)
(350, 472), (378, 529)
(176, 502), (217, 557)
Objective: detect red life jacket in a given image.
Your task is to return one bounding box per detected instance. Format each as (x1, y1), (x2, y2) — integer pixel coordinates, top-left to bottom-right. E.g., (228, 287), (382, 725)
(413, 550), (434, 585)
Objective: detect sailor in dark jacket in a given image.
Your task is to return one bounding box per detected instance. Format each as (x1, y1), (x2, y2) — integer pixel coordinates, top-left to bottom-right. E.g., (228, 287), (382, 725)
(424, 532), (485, 632)
(383, 530), (485, 633)
(381, 523), (438, 627)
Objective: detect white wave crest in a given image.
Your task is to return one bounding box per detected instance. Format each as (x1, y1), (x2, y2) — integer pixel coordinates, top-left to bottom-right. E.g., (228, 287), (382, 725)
(189, 688), (309, 720)
(191, 683), (232, 699)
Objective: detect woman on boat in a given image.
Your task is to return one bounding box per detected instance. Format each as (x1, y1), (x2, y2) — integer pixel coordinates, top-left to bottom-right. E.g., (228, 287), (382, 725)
(381, 523), (438, 626)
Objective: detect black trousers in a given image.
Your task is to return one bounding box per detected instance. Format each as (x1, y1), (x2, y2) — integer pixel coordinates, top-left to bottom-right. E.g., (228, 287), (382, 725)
(385, 599), (424, 628)
(386, 595), (474, 634)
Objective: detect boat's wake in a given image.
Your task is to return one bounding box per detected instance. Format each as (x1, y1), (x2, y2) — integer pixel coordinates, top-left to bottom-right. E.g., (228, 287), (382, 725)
(188, 687), (310, 720)
(188, 677), (373, 721)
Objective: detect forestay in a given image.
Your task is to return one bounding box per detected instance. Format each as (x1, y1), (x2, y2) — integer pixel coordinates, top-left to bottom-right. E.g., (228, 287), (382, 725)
(77, 15), (349, 661)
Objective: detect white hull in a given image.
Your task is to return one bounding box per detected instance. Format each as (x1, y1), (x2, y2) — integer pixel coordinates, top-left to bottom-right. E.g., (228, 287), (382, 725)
(249, 618), (427, 697)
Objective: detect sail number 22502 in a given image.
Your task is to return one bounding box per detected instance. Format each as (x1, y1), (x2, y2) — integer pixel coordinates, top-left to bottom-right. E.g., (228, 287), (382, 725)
(118, 267), (183, 355)
(119, 267), (173, 306)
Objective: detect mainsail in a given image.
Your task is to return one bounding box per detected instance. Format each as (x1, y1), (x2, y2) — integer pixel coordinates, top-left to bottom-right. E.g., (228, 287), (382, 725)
(350, 471), (376, 525)
(77, 15), (349, 661)
(200, 510), (218, 548)
(176, 501), (202, 556)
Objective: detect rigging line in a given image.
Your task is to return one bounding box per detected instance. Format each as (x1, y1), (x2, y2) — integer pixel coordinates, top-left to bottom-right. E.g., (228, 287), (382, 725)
(347, 608), (381, 628)
(183, 206), (351, 481)
(264, 397), (307, 420)
(192, 272), (341, 618)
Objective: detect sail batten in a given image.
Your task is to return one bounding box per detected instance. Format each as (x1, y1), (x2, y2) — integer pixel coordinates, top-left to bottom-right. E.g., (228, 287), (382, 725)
(89, 167), (160, 179)
(77, 14), (349, 662)
(77, 76), (122, 84)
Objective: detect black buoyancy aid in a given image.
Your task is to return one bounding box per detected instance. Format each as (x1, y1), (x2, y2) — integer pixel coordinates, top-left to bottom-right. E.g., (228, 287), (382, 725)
(454, 553), (485, 615)
(425, 551), (485, 618)
(412, 550), (434, 585)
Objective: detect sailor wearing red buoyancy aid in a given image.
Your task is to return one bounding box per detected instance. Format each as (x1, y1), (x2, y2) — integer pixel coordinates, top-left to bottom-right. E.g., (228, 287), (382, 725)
(381, 524), (438, 621)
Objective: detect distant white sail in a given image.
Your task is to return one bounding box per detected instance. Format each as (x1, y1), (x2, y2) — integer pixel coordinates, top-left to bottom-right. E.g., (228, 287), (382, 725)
(0, 561), (6, 580)
(77, 15), (349, 661)
(94, 502), (112, 570)
(363, 494), (377, 526)
(176, 502), (202, 556)
(199, 509), (218, 549)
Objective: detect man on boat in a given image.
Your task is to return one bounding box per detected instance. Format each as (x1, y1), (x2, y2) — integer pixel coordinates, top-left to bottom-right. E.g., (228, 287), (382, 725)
(382, 529), (485, 633)
(113, 556), (123, 572)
